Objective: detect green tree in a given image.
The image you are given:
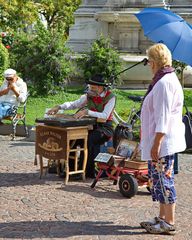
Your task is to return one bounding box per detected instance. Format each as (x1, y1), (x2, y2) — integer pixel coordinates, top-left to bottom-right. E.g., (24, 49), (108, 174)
(0, 0), (38, 31)
(0, 42), (9, 83)
(34, 0), (81, 34)
(10, 22), (73, 96)
(0, 0), (81, 35)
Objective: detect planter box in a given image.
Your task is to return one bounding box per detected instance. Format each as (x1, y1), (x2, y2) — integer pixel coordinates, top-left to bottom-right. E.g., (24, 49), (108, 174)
(0, 124), (27, 136)
(0, 124), (35, 141)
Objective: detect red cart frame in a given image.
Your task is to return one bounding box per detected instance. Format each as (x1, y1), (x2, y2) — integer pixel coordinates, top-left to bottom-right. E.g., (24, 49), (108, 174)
(91, 161), (149, 198)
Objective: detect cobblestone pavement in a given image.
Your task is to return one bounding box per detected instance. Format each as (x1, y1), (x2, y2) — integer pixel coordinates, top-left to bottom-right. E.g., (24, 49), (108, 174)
(0, 135), (192, 240)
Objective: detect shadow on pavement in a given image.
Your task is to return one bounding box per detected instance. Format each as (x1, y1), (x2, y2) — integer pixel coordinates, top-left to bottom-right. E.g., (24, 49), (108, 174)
(58, 182), (150, 200)
(58, 182), (126, 199)
(137, 190), (151, 196)
(0, 172), (60, 187)
(0, 220), (146, 238)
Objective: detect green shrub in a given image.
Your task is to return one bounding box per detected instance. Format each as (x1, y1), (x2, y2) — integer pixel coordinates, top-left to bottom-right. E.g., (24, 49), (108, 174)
(9, 22), (73, 96)
(79, 36), (122, 85)
(172, 60), (187, 87)
(0, 42), (9, 83)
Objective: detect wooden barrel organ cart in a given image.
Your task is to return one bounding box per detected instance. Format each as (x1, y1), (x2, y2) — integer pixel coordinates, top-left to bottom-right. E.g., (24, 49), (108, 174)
(35, 115), (96, 184)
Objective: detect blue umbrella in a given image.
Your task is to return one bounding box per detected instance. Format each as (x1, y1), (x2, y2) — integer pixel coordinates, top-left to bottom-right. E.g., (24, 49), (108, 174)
(135, 8), (192, 66)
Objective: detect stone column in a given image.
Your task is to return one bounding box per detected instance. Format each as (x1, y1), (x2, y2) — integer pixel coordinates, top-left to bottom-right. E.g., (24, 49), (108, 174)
(95, 12), (141, 52)
(119, 27), (140, 52)
(67, 0), (108, 52)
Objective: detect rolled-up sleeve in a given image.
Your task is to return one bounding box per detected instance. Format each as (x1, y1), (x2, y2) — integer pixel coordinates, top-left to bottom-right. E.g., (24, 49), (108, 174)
(153, 82), (173, 134)
(17, 82), (27, 103)
(60, 94), (87, 110)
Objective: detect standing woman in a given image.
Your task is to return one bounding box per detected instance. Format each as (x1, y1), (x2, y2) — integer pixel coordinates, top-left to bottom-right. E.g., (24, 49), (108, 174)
(140, 43), (186, 235)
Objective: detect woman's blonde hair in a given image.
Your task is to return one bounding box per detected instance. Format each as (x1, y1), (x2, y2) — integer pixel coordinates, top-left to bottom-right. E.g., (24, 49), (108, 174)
(147, 43), (172, 68)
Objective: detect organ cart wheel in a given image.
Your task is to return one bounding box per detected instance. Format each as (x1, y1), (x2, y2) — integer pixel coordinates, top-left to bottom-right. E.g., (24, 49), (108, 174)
(119, 174), (138, 198)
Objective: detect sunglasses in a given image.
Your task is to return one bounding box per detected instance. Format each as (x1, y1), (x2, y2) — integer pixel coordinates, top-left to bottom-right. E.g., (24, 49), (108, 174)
(147, 59), (154, 66)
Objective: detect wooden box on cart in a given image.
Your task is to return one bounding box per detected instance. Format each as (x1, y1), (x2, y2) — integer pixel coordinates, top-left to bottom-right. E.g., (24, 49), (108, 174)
(123, 160), (148, 170)
(95, 139), (148, 169)
(115, 139), (148, 169)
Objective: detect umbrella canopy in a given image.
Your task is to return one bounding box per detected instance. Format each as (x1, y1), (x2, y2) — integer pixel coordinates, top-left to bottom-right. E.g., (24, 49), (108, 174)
(135, 8), (192, 66)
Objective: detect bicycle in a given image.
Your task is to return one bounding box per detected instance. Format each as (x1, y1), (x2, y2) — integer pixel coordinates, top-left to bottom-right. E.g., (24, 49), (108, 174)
(108, 58), (147, 142)
(113, 94), (144, 143)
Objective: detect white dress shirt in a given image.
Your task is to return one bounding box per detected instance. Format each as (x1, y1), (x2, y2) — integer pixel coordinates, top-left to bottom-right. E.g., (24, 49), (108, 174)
(141, 72), (186, 160)
(0, 77), (27, 106)
(60, 91), (116, 120)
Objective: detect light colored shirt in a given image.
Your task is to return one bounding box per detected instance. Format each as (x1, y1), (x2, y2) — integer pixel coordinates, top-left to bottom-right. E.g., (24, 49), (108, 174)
(140, 72), (186, 160)
(59, 91), (116, 119)
(0, 77), (27, 106)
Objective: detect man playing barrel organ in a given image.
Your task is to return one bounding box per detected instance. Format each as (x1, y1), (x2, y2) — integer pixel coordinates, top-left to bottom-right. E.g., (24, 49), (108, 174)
(47, 74), (116, 178)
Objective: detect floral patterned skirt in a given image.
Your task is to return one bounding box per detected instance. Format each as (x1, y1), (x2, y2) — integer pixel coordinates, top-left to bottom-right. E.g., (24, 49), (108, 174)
(148, 154), (176, 204)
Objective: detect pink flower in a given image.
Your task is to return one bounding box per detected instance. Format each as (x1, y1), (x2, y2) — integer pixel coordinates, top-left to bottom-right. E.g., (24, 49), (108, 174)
(1, 32), (6, 37)
(5, 45), (11, 49)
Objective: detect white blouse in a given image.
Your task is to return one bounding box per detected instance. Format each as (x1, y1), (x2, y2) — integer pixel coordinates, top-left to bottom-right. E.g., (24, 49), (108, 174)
(140, 72), (186, 160)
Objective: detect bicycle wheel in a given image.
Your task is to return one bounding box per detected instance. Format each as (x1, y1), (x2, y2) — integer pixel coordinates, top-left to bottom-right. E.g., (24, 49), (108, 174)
(130, 110), (141, 140)
(113, 123), (133, 148)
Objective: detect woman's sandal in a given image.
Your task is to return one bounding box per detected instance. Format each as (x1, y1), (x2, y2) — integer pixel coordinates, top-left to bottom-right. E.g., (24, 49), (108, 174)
(140, 216), (162, 228)
(145, 221), (176, 235)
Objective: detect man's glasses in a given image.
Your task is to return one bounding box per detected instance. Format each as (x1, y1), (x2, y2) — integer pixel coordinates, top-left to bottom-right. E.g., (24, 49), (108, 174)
(6, 77), (14, 81)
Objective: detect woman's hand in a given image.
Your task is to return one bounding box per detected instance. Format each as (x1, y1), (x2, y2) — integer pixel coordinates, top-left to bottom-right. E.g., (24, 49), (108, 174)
(47, 106), (60, 115)
(74, 109), (88, 119)
(151, 142), (161, 161)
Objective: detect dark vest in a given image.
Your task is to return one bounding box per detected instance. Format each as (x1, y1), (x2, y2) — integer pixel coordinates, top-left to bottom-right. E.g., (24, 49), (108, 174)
(87, 90), (115, 121)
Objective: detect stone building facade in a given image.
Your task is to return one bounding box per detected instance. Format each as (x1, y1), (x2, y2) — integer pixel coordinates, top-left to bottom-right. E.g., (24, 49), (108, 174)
(68, 0), (192, 53)
(68, 0), (192, 87)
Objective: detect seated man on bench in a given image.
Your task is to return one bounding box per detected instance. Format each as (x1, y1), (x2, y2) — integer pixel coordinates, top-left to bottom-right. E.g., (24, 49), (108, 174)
(0, 68), (27, 122)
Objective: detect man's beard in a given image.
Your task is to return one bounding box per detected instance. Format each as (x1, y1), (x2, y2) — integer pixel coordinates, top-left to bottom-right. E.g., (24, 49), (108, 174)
(85, 86), (99, 97)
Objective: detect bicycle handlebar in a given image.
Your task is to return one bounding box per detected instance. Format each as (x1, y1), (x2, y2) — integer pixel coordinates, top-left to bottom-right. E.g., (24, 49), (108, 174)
(128, 95), (144, 102)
